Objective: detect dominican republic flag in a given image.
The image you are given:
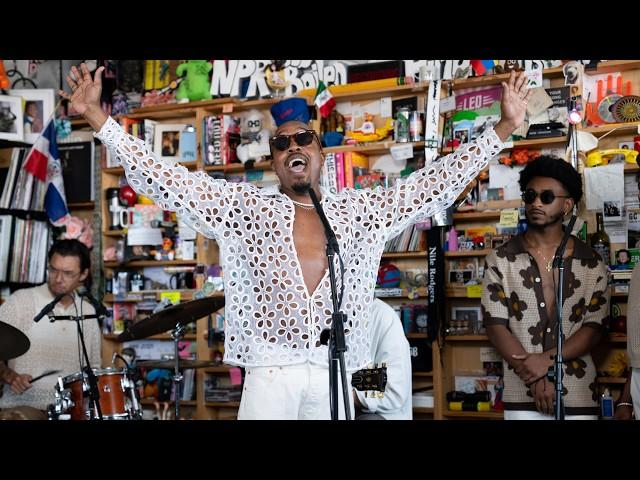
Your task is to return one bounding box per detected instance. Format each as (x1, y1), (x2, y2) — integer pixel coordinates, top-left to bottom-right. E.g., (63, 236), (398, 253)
(314, 81), (336, 118)
(470, 60), (496, 76)
(22, 119), (69, 225)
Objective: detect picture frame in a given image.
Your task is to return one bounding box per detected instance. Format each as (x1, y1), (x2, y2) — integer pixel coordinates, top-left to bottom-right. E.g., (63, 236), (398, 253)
(603, 200), (623, 222)
(0, 95), (24, 142)
(8, 89), (55, 144)
(153, 123), (187, 161)
(451, 306), (482, 334)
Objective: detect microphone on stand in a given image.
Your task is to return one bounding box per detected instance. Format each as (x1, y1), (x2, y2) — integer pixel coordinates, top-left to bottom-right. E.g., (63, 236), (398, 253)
(33, 293), (67, 323)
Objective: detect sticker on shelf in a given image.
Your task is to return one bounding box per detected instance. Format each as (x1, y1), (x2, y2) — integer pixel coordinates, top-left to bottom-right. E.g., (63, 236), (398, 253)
(466, 285), (482, 298)
(499, 209), (519, 228)
(440, 95), (456, 114)
(390, 143), (414, 161)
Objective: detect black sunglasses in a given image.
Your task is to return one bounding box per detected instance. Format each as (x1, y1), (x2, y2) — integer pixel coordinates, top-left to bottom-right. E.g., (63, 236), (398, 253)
(269, 130), (318, 152)
(522, 189), (570, 205)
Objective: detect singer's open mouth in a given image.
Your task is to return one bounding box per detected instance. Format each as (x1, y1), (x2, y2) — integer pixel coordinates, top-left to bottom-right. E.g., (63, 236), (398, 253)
(287, 154), (308, 174)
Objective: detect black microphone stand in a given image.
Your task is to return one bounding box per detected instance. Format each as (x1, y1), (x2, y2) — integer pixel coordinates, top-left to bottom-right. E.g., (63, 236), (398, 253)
(548, 213), (577, 420)
(307, 187), (352, 420)
(547, 101), (580, 420)
(48, 300), (104, 420)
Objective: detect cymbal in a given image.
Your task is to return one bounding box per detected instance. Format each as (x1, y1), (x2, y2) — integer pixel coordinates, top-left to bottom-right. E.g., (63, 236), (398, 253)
(0, 321), (30, 361)
(118, 296), (224, 342)
(136, 359), (220, 370)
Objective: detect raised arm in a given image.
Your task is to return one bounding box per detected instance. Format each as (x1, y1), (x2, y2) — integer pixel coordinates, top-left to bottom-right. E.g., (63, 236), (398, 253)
(60, 63), (237, 239)
(358, 70), (531, 240)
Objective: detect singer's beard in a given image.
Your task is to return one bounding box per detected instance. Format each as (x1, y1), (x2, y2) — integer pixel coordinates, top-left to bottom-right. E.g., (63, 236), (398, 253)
(292, 182), (312, 194)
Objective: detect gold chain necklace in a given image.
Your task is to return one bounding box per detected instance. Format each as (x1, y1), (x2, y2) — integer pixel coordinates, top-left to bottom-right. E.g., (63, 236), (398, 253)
(290, 199), (315, 210)
(525, 237), (558, 272)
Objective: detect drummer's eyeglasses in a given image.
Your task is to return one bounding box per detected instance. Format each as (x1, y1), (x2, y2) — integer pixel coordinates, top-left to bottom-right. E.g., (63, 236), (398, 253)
(47, 266), (81, 280)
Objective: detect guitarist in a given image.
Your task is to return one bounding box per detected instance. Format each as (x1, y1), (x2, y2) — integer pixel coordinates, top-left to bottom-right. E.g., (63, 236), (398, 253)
(354, 299), (412, 420)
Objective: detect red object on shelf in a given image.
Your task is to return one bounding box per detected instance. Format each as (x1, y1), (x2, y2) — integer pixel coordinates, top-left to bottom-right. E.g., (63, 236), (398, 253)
(119, 184), (137, 207)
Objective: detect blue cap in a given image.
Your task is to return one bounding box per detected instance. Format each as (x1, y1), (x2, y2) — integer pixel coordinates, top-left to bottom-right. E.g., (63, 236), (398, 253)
(270, 98), (310, 126)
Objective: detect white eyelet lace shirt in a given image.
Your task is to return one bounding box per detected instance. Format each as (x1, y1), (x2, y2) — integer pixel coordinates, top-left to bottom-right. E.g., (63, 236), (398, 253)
(96, 117), (504, 371)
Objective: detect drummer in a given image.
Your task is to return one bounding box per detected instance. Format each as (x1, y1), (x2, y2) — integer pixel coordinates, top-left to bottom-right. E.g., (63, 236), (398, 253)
(0, 239), (101, 420)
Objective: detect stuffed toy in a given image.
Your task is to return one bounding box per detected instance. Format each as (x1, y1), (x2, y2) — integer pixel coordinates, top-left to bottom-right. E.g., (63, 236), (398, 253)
(176, 60), (212, 102)
(236, 109), (272, 164)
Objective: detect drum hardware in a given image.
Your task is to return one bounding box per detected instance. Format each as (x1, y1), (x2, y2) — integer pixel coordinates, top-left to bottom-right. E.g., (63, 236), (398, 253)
(117, 297), (225, 419)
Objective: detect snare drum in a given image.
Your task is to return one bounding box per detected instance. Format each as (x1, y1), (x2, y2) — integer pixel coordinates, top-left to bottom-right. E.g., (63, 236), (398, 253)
(51, 368), (141, 420)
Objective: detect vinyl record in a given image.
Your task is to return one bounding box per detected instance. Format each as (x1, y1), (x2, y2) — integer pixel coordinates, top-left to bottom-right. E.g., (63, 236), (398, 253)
(597, 94), (622, 123)
(612, 95), (640, 123)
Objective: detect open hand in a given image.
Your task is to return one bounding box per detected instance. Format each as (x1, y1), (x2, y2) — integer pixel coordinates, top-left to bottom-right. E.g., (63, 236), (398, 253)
(58, 63), (105, 116)
(499, 70), (532, 132)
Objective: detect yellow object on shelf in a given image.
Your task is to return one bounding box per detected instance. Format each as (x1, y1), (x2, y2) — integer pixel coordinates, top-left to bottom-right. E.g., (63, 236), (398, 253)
(297, 77), (414, 98)
(586, 149), (638, 167)
(449, 401), (491, 412)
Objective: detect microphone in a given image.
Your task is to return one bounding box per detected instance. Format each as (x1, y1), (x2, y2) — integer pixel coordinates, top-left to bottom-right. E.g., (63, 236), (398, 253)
(77, 286), (109, 318)
(33, 293), (66, 323)
(307, 186), (340, 254)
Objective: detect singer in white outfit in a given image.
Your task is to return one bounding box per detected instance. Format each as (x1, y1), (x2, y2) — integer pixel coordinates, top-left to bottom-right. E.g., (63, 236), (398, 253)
(63, 63), (530, 419)
(0, 239), (100, 419)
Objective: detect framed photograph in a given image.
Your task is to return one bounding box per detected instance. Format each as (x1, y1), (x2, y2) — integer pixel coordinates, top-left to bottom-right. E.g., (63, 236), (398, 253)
(603, 200), (623, 222)
(8, 89), (55, 144)
(453, 126), (470, 144)
(451, 306), (482, 334)
(0, 95), (24, 142)
(447, 258), (478, 285)
(153, 123), (187, 161)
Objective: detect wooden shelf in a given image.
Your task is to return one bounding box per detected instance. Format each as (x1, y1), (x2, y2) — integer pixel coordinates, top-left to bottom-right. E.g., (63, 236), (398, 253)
(445, 286), (482, 298)
(413, 407), (434, 414)
(407, 333), (428, 339)
(204, 366), (233, 374)
(68, 202), (95, 210)
(446, 334), (489, 341)
(453, 211), (501, 221)
(590, 60), (640, 74)
(444, 410), (503, 419)
(607, 334), (628, 343)
(102, 166), (124, 175)
(325, 81), (429, 102)
(449, 66), (565, 89)
(381, 251), (427, 259)
(445, 249), (491, 257)
(597, 377), (627, 384)
(104, 260), (198, 268)
(582, 121), (640, 136)
(413, 371), (433, 377)
(204, 161), (272, 173)
(204, 401), (240, 408)
(103, 333), (198, 341)
(442, 136), (567, 155)
(324, 141), (425, 156)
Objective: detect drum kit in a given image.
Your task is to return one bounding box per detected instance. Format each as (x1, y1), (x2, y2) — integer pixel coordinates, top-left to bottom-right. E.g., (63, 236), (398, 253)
(0, 296), (224, 421)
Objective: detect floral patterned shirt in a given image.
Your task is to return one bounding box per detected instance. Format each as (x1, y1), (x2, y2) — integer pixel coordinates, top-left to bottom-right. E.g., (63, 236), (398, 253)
(481, 234), (609, 414)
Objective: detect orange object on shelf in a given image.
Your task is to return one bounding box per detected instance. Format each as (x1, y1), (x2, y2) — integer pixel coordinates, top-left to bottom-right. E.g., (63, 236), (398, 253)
(0, 60), (9, 90)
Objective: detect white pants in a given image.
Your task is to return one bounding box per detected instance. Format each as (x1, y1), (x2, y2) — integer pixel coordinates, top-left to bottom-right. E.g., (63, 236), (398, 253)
(238, 363), (354, 420)
(504, 410), (597, 420)
(631, 368), (640, 419)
